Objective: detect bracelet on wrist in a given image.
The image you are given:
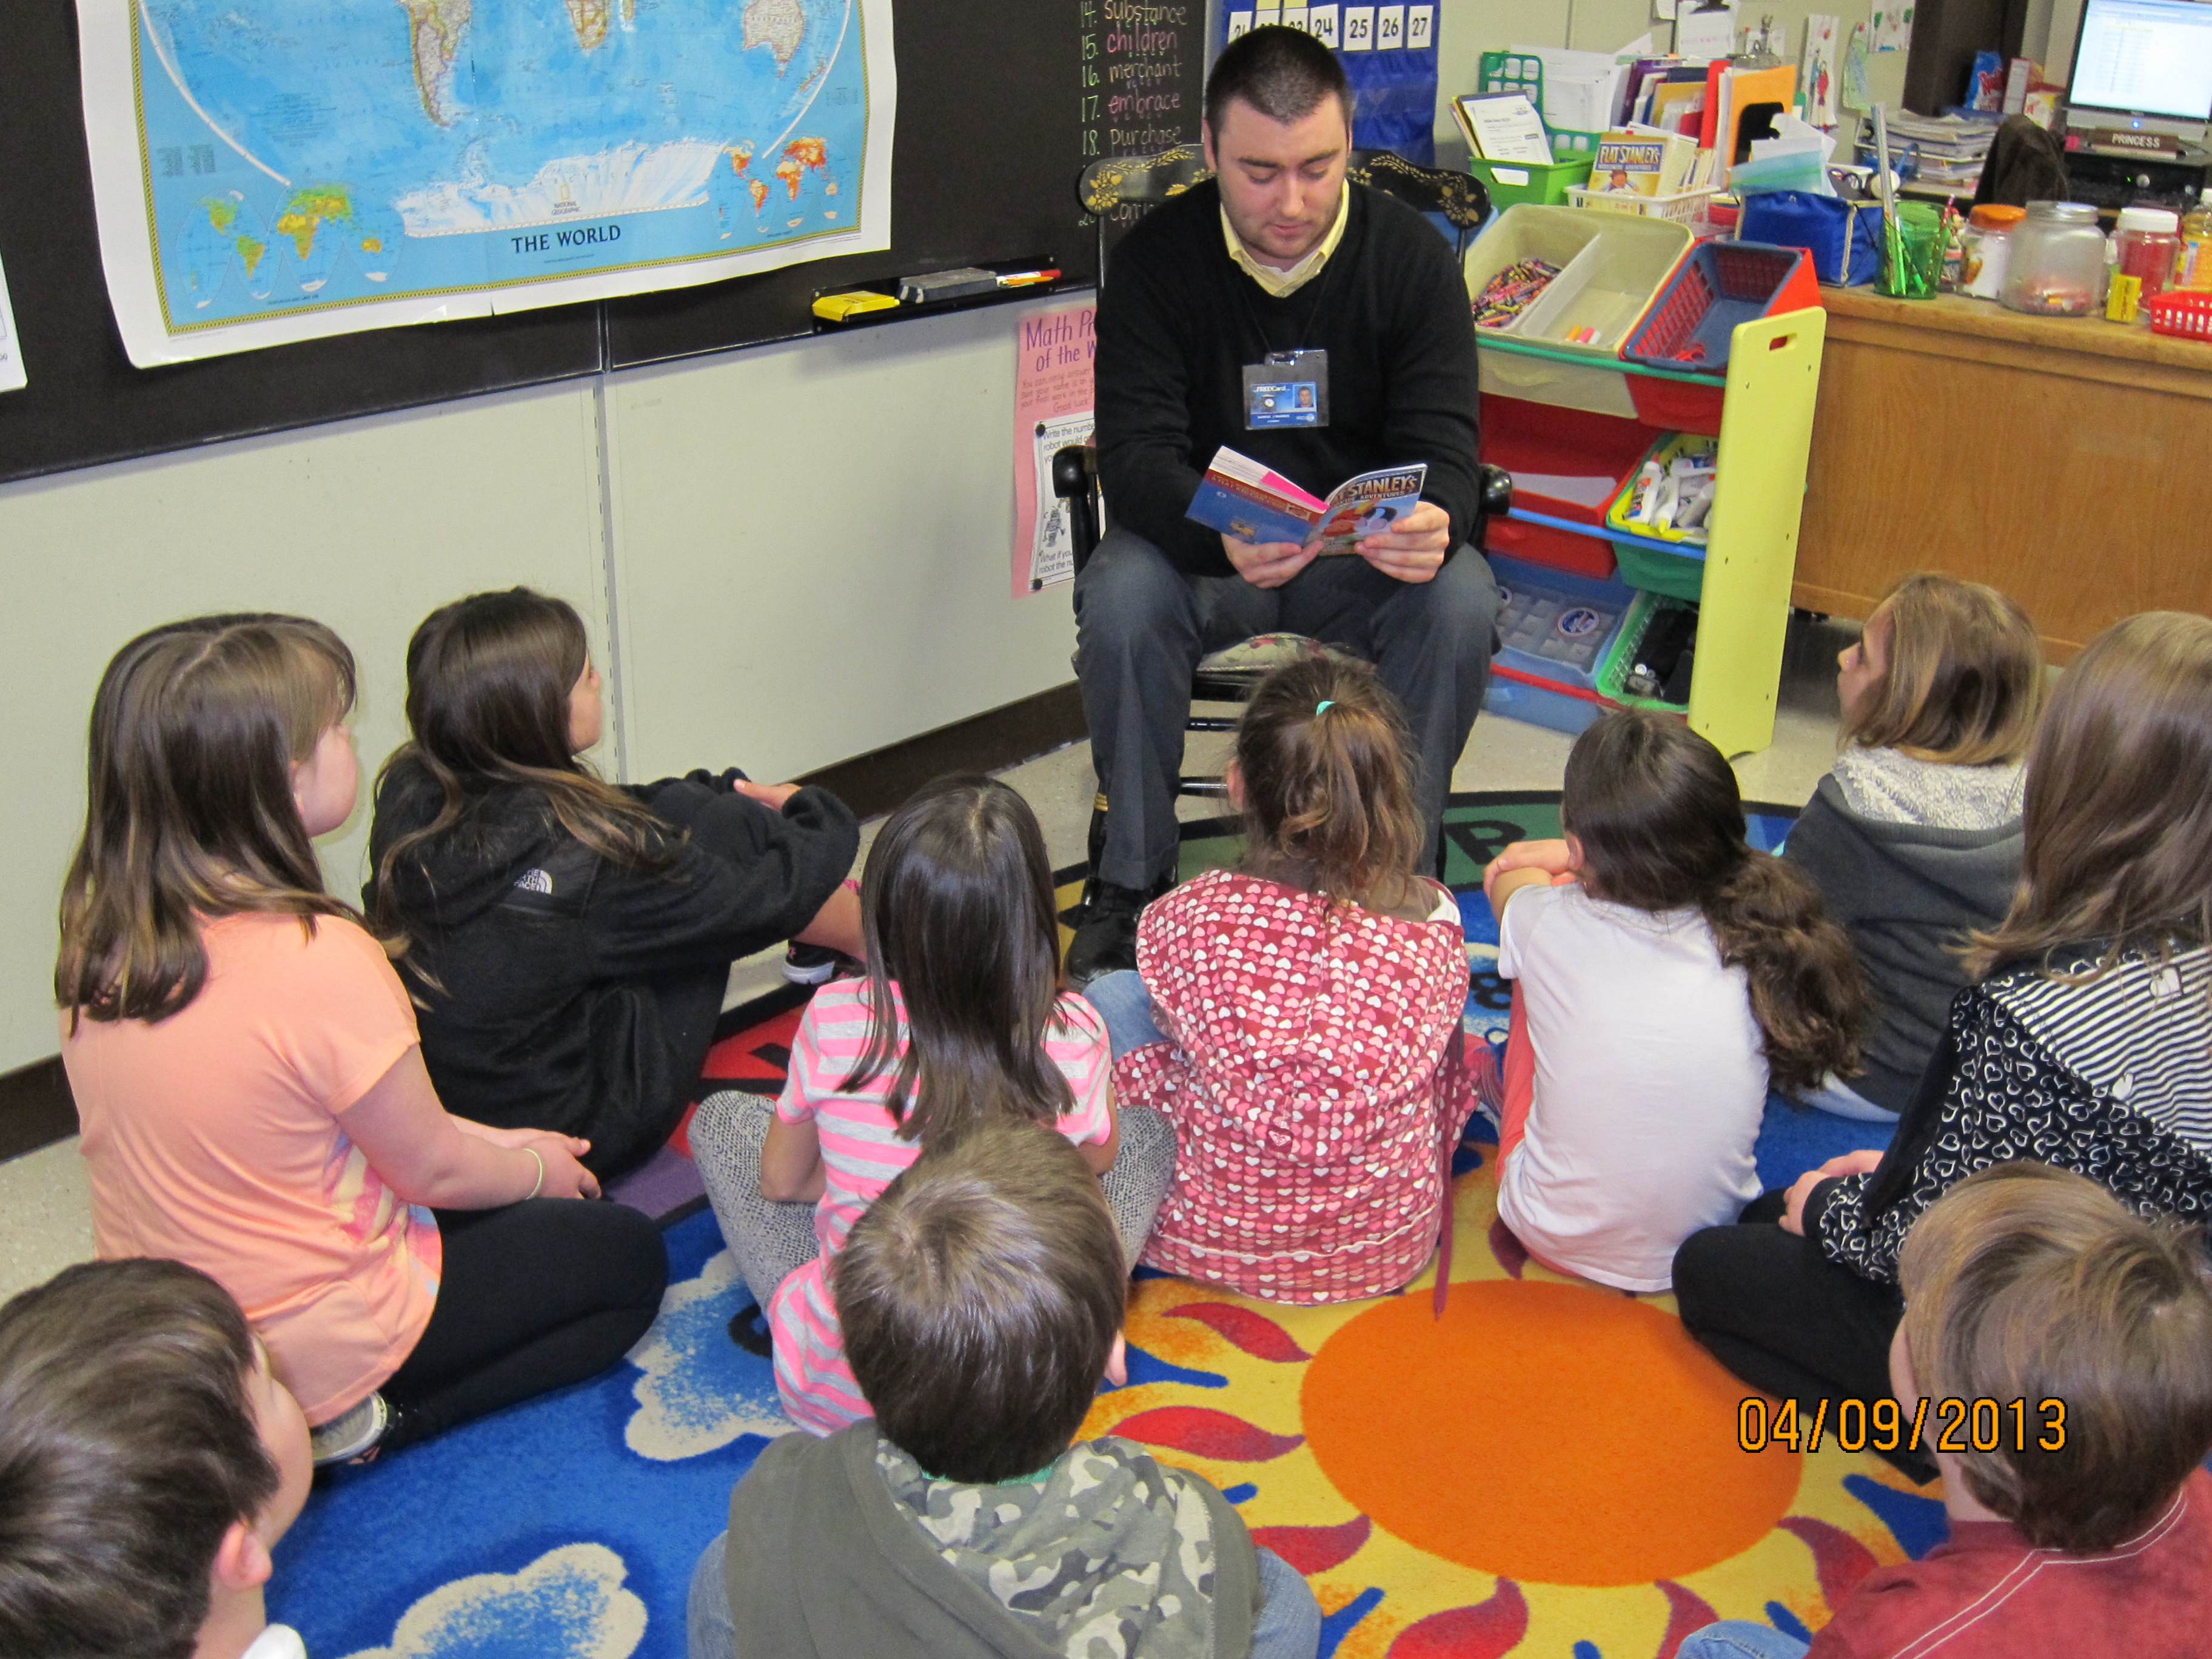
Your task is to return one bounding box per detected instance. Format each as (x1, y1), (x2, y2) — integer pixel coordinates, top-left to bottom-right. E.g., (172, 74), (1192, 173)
(524, 1145), (545, 1201)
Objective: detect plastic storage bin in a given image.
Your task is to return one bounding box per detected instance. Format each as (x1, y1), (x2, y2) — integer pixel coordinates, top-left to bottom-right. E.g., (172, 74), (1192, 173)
(1606, 432), (1721, 545)
(1597, 590), (1699, 713)
(1621, 243), (1821, 372)
(1480, 392), (1657, 578)
(1483, 553), (1637, 734)
(1610, 537), (1706, 603)
(2148, 289), (2212, 339)
(1566, 184), (1721, 226)
(1468, 153), (1595, 211)
(1464, 204), (1694, 360)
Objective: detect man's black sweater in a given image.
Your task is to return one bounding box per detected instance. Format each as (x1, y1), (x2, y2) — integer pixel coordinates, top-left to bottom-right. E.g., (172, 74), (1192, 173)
(1094, 178), (1481, 580)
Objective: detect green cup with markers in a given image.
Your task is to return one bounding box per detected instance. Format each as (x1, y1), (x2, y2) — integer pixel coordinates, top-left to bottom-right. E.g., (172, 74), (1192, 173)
(1877, 201), (1944, 300)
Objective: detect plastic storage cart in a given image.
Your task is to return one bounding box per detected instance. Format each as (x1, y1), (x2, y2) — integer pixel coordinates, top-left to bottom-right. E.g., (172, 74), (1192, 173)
(1474, 297), (1828, 757)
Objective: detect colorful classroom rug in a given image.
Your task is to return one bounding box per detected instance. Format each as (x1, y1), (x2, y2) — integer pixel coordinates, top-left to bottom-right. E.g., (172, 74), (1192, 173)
(270, 791), (1926, 1659)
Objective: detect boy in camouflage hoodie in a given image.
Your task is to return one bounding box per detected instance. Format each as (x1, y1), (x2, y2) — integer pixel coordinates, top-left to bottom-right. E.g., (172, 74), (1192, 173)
(688, 1116), (1321, 1659)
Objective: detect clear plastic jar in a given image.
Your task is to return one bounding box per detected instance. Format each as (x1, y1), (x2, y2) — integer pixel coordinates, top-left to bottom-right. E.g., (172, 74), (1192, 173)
(1959, 203), (2025, 299)
(2114, 205), (2183, 303)
(2000, 201), (2108, 317)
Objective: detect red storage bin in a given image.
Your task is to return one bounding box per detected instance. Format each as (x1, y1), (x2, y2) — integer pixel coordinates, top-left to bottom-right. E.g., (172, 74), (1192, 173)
(1625, 374), (1726, 437)
(1486, 515), (1618, 578)
(1621, 243), (1822, 372)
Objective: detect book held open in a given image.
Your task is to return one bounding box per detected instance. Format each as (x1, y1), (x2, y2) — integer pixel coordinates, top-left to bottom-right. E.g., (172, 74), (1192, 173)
(1187, 447), (1429, 555)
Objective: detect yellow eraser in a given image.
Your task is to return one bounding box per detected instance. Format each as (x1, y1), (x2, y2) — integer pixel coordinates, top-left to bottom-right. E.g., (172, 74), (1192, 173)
(813, 290), (902, 321)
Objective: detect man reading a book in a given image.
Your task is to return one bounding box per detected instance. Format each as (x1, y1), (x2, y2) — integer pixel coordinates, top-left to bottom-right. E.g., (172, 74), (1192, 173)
(1068, 23), (1496, 983)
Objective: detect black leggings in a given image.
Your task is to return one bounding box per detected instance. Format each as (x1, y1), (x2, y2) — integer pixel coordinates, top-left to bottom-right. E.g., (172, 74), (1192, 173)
(381, 1199), (669, 1448)
(1671, 1204), (1928, 1480)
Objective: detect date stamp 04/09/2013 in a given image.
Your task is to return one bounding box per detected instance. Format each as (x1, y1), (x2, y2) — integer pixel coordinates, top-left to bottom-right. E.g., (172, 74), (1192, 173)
(1737, 1396), (2069, 1456)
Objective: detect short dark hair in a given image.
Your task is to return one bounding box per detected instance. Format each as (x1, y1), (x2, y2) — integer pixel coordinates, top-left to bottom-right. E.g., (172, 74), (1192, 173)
(1899, 1163), (2212, 1552)
(833, 1118), (1126, 1484)
(0, 1259), (278, 1659)
(1205, 24), (1352, 133)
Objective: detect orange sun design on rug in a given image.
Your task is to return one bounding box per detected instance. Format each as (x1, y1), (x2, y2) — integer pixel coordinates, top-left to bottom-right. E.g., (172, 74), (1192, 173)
(1078, 1151), (1945, 1658)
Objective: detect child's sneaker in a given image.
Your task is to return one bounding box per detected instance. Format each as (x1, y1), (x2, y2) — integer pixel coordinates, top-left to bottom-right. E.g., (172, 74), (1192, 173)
(309, 1392), (389, 1465)
(782, 943), (857, 985)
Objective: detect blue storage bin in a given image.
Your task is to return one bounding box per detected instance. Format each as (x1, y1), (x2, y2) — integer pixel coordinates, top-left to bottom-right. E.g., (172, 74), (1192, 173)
(1487, 552), (1637, 692)
(1484, 669), (1613, 735)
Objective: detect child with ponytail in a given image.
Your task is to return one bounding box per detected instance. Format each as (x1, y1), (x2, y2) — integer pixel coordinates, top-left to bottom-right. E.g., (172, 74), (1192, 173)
(1089, 655), (1475, 1304)
(59, 615), (666, 1464)
(1483, 709), (1869, 1293)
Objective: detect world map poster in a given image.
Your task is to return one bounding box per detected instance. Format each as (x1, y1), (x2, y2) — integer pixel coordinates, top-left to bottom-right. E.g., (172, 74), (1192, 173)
(78, 0), (896, 365)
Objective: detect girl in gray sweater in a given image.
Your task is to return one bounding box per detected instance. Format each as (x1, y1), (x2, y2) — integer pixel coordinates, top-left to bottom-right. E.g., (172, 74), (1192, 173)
(1784, 574), (2045, 1117)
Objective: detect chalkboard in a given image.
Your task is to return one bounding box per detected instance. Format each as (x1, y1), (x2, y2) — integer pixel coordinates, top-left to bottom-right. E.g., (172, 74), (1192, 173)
(1078, 0), (1208, 262)
(0, 0), (1200, 484)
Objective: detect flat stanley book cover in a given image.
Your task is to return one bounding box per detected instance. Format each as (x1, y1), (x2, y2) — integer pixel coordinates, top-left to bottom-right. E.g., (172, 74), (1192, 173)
(1187, 447), (1428, 554)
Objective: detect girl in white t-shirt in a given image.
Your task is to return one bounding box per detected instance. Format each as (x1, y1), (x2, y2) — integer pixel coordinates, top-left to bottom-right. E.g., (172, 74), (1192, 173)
(1483, 710), (1870, 1292)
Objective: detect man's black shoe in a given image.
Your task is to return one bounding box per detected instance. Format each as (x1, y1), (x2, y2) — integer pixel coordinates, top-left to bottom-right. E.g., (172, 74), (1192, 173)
(1067, 879), (1161, 987)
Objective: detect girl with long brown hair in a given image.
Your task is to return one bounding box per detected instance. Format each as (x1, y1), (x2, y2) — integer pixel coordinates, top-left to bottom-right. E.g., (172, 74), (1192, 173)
(1675, 612), (2212, 1466)
(1483, 709), (1869, 1293)
(1785, 572), (2046, 1119)
(688, 776), (1174, 1433)
(366, 588), (865, 1179)
(59, 614), (665, 1466)
(1090, 654), (1476, 1304)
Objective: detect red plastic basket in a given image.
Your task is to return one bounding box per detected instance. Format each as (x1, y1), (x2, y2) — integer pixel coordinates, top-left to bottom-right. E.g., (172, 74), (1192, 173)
(1621, 242), (1822, 371)
(2147, 290), (2212, 340)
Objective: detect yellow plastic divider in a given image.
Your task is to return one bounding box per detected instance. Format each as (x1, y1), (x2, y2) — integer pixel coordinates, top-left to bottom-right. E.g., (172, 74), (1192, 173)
(1686, 307), (1829, 758)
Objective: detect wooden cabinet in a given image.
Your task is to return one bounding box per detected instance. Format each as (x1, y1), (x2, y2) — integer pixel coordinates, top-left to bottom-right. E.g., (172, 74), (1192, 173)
(1794, 289), (2212, 661)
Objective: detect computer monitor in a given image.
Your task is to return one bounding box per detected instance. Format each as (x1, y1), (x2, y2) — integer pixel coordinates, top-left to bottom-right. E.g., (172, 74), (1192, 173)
(2065, 0), (2212, 144)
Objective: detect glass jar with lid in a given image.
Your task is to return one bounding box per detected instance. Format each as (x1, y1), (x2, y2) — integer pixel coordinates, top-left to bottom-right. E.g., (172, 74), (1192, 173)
(2113, 205), (2183, 303)
(1959, 203), (2025, 299)
(2000, 201), (2108, 317)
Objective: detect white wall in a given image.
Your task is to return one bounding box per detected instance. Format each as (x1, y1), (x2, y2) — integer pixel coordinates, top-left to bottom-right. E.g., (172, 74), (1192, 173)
(603, 304), (1078, 785)
(0, 301), (1076, 1076)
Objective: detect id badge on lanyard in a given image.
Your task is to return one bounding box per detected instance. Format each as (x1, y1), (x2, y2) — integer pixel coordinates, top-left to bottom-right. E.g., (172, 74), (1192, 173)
(1243, 349), (1329, 429)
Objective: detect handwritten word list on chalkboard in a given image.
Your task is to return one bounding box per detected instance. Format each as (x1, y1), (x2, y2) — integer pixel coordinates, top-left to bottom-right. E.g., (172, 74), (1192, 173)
(1082, 1), (1203, 163)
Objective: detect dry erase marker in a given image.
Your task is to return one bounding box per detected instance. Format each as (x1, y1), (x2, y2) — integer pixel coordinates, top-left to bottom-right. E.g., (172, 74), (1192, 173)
(997, 268), (1062, 287)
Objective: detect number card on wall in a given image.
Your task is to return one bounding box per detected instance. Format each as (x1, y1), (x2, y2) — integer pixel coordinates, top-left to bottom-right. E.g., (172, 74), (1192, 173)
(1342, 7), (1375, 49)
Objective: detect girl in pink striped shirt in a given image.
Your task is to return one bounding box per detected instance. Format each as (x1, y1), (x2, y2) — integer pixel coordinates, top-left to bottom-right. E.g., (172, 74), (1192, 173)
(691, 776), (1175, 1433)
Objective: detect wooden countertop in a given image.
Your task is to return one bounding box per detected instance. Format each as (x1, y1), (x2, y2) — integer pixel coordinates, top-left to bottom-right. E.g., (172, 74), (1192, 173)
(1820, 286), (2212, 397)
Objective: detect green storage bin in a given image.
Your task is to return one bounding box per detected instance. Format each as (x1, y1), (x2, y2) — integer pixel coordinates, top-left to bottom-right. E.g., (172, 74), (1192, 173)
(1468, 153), (1595, 210)
(1611, 537), (1706, 603)
(1598, 589), (1698, 712)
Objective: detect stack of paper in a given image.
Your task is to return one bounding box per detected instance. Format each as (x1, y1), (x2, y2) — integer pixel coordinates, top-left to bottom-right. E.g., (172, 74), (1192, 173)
(1454, 92), (1556, 166)
(1882, 110), (1998, 189)
(1510, 43), (1630, 136)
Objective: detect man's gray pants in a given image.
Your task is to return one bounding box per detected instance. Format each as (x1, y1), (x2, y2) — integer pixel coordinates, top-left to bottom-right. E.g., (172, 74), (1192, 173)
(1073, 527), (1500, 890)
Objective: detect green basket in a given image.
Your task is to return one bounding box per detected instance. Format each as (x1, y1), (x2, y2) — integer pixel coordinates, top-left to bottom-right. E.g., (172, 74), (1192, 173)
(1611, 537), (1706, 603)
(1467, 153), (1595, 210)
(1597, 589), (1698, 712)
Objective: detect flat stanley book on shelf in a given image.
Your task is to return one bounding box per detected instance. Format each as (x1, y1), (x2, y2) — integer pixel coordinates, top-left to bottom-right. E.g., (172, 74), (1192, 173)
(1592, 126), (1699, 195)
(1187, 447), (1428, 554)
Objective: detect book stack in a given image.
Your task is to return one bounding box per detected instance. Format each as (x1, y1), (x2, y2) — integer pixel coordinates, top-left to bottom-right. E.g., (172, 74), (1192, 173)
(1877, 110), (2000, 192)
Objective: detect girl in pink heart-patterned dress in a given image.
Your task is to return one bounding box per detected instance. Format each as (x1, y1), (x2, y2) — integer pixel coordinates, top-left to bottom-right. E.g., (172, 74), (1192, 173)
(1090, 655), (1475, 1304)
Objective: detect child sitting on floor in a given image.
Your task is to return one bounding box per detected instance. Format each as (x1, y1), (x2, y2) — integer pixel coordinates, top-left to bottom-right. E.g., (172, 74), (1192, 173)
(61, 614), (666, 1463)
(1677, 1162), (2212, 1658)
(690, 1118), (1321, 1659)
(1783, 573), (2044, 1119)
(1086, 655), (1475, 1304)
(0, 1258), (314, 1659)
(1674, 610), (2212, 1439)
(689, 774), (1173, 1431)
(367, 587), (866, 1179)
(1484, 709), (1869, 1292)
